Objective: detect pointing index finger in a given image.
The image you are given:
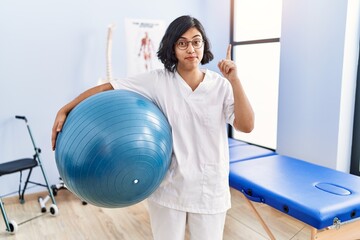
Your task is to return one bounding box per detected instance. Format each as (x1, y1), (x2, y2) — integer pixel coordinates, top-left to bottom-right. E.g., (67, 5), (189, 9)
(226, 44), (232, 60)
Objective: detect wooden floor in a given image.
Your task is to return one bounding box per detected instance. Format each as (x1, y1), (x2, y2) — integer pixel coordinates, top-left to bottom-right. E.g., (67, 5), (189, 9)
(0, 188), (312, 240)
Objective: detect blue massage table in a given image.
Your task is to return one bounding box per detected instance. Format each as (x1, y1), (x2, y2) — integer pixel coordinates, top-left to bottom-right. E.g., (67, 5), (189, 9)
(228, 137), (248, 147)
(228, 139), (360, 240)
(229, 144), (275, 163)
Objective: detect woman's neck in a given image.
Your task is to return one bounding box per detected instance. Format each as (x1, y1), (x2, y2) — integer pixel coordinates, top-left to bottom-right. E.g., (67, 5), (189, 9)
(177, 68), (205, 91)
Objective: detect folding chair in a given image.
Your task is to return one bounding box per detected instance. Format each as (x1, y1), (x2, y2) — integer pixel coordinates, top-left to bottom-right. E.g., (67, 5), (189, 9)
(0, 115), (58, 234)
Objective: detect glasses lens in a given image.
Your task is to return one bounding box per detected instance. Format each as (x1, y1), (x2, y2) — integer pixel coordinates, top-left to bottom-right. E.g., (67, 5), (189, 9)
(177, 41), (188, 50)
(192, 39), (203, 48)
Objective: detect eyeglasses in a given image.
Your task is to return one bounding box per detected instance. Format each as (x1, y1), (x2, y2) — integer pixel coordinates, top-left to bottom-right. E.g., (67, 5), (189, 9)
(176, 38), (204, 50)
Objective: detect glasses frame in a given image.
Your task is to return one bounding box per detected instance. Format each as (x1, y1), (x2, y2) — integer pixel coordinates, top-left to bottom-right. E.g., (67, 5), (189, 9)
(175, 38), (205, 50)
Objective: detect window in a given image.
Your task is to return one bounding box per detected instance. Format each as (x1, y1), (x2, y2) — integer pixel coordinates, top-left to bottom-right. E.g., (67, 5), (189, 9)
(230, 0), (283, 149)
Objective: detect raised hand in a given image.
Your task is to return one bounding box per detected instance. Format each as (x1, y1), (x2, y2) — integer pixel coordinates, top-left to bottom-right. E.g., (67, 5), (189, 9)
(217, 44), (238, 82)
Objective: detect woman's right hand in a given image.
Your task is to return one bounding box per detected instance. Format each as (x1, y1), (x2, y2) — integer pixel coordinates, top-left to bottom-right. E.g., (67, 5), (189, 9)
(51, 82), (114, 151)
(51, 108), (68, 151)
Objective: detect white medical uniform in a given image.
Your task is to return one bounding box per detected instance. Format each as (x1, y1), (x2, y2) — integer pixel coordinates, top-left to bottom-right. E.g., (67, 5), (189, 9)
(110, 68), (235, 239)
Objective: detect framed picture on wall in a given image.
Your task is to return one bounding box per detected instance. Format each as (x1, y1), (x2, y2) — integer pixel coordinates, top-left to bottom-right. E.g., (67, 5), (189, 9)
(125, 18), (165, 76)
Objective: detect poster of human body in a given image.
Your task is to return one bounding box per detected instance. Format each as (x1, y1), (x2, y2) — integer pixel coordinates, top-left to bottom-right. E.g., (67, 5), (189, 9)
(125, 19), (165, 76)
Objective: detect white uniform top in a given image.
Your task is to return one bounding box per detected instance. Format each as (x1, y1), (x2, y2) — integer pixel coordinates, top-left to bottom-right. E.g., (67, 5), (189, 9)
(110, 68), (235, 214)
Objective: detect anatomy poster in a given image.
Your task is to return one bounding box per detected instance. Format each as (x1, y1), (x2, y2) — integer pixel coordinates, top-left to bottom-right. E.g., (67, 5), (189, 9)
(125, 18), (166, 76)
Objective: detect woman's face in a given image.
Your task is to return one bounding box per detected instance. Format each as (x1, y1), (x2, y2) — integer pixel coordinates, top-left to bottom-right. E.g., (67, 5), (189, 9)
(174, 27), (204, 72)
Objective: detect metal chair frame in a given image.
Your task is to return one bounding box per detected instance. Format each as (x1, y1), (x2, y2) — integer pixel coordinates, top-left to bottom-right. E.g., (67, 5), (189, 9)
(0, 116), (58, 234)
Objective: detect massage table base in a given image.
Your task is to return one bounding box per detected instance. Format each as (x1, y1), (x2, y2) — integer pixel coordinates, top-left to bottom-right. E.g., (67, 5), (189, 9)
(241, 190), (360, 240)
(310, 218), (360, 240)
(242, 193), (276, 240)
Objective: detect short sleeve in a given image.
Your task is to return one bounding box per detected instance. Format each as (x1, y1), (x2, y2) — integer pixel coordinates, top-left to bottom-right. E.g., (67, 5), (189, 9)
(223, 81), (235, 126)
(110, 70), (159, 102)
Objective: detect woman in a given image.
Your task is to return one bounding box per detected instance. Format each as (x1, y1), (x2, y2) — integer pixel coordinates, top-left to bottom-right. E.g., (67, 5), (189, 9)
(52, 15), (254, 240)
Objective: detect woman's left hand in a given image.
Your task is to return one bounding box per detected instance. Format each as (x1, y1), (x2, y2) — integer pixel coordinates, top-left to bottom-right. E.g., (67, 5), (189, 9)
(218, 44), (238, 83)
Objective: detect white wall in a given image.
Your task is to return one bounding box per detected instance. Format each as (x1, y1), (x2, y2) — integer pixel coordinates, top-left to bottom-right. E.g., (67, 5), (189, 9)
(277, 0), (360, 171)
(201, 0), (231, 71)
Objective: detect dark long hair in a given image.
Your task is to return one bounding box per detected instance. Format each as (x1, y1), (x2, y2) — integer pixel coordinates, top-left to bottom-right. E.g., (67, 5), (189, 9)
(157, 15), (214, 72)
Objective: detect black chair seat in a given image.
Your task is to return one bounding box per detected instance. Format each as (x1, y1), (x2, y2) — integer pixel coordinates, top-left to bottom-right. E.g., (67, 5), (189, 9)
(0, 158), (38, 176)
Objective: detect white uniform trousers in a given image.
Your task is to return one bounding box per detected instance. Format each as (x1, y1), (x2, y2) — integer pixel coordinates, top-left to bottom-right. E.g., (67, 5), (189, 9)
(147, 200), (227, 240)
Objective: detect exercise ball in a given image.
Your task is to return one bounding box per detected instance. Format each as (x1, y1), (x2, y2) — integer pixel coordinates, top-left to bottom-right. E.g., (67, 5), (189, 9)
(55, 90), (173, 208)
